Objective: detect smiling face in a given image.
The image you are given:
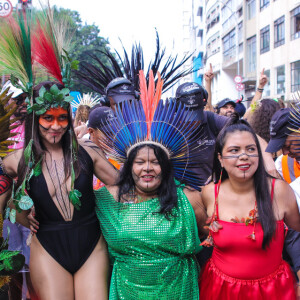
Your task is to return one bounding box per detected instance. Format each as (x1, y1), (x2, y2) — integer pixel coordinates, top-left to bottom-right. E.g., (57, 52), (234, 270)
(38, 107), (69, 145)
(131, 146), (162, 196)
(219, 131), (259, 181)
(219, 103), (235, 117)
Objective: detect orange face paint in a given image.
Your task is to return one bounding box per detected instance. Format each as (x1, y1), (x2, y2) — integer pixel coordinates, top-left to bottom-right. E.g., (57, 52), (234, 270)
(39, 107), (69, 129)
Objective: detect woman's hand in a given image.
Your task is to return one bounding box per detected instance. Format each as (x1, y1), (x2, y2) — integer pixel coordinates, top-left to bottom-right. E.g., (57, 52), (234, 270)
(27, 207), (39, 234)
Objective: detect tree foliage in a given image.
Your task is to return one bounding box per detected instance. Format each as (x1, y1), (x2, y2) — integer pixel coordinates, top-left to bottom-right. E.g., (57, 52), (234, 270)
(53, 6), (114, 94)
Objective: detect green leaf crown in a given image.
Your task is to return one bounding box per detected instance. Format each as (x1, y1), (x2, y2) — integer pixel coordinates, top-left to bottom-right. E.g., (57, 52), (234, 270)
(26, 84), (74, 115)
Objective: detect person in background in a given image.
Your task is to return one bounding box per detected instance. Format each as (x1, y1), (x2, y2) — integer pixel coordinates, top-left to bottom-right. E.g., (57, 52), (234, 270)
(249, 98), (281, 145)
(234, 97), (246, 119)
(0, 81), (37, 300)
(203, 63), (215, 113)
(175, 82), (228, 188)
(105, 77), (138, 112)
(244, 68), (268, 120)
(265, 107), (300, 297)
(216, 98), (236, 117)
(74, 78), (139, 139)
(87, 106), (121, 190)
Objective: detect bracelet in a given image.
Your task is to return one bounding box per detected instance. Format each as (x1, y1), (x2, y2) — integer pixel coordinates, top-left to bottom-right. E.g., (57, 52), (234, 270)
(257, 88), (264, 93)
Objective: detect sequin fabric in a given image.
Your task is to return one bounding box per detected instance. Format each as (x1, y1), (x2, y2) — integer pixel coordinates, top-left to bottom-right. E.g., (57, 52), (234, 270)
(95, 184), (201, 300)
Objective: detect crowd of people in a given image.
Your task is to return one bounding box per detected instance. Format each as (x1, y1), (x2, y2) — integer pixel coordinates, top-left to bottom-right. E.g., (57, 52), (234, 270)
(0, 6), (299, 300)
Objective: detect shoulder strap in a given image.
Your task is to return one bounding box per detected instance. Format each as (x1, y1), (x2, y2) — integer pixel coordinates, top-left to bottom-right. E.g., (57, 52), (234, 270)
(214, 184), (219, 218)
(206, 112), (219, 137)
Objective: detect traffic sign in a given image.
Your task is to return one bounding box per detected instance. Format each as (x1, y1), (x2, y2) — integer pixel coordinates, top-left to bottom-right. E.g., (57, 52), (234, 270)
(234, 75), (243, 84)
(236, 83), (245, 91)
(0, 0), (13, 18)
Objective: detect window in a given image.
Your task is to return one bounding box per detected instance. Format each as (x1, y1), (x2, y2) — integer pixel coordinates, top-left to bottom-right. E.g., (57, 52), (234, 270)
(260, 25), (270, 54)
(276, 65), (285, 95)
(246, 0), (256, 20)
(223, 29), (236, 62)
(260, 0), (269, 11)
(291, 60), (300, 92)
(238, 22), (243, 44)
(274, 16), (285, 48)
(291, 6), (300, 40)
(264, 69), (271, 96)
(246, 35), (256, 73)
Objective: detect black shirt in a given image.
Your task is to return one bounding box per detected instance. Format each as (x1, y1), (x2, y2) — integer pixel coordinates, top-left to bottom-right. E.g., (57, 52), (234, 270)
(188, 111), (228, 187)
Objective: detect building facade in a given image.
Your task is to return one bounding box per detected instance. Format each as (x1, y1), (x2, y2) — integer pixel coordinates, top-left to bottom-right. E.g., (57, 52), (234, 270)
(184, 0), (300, 104)
(181, 0), (205, 85)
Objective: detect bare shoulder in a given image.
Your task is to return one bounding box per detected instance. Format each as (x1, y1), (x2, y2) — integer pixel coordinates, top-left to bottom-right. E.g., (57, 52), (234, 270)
(201, 182), (215, 204)
(2, 149), (23, 177)
(273, 178), (295, 204)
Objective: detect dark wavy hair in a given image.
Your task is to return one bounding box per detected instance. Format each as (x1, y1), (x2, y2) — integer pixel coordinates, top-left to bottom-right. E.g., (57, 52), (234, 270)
(213, 113), (276, 249)
(249, 98), (280, 142)
(117, 144), (178, 218)
(16, 81), (81, 189)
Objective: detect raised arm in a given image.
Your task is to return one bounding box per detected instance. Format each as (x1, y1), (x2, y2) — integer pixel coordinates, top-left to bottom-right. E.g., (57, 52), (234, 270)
(244, 68), (268, 120)
(204, 63), (215, 112)
(80, 139), (119, 185)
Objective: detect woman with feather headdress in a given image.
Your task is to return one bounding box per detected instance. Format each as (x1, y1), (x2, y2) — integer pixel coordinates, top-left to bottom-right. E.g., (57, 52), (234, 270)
(93, 70), (208, 299)
(0, 7), (118, 299)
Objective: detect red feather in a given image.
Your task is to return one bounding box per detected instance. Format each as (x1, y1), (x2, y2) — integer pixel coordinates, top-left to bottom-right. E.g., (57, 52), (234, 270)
(139, 70), (163, 139)
(32, 22), (63, 84)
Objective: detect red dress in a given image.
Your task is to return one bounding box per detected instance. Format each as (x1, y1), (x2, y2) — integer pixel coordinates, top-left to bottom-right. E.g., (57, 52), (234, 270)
(199, 180), (297, 300)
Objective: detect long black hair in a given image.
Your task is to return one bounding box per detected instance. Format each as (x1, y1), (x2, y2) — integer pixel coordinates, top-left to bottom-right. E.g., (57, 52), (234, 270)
(213, 113), (276, 249)
(16, 81), (81, 189)
(118, 144), (178, 218)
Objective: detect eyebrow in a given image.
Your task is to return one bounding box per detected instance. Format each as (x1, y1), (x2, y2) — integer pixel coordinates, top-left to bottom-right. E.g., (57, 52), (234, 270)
(227, 144), (257, 148)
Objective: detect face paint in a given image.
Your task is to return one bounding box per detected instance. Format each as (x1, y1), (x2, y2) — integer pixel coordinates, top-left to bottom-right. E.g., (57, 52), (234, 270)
(39, 107), (69, 130)
(222, 153), (259, 159)
(132, 147), (162, 195)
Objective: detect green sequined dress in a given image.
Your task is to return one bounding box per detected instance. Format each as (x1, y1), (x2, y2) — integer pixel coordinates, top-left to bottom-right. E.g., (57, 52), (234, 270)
(95, 184), (201, 300)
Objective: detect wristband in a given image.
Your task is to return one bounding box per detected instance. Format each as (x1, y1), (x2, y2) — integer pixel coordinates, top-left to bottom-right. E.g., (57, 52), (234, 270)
(257, 88), (264, 93)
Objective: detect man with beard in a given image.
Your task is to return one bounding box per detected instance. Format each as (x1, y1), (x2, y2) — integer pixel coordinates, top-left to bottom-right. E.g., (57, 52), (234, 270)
(0, 81), (37, 300)
(216, 98), (236, 117)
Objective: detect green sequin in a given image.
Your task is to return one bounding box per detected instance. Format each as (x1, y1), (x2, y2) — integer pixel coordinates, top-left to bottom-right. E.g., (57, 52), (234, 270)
(95, 185), (201, 300)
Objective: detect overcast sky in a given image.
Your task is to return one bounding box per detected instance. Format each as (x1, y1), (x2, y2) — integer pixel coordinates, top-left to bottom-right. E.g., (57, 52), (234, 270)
(11, 0), (184, 64)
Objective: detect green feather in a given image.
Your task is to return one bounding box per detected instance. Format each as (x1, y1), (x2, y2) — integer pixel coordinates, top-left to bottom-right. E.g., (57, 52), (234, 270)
(33, 158), (43, 176)
(24, 139), (33, 166)
(69, 189), (82, 210)
(0, 10), (33, 94)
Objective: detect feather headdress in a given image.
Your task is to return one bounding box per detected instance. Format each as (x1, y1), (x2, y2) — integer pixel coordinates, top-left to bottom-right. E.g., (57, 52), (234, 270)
(287, 92), (300, 157)
(99, 71), (205, 189)
(0, 88), (18, 157)
(0, 11), (33, 95)
(71, 93), (100, 110)
(76, 31), (194, 95)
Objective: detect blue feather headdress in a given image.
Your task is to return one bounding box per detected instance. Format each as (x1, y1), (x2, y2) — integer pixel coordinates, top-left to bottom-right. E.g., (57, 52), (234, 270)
(99, 71), (205, 189)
